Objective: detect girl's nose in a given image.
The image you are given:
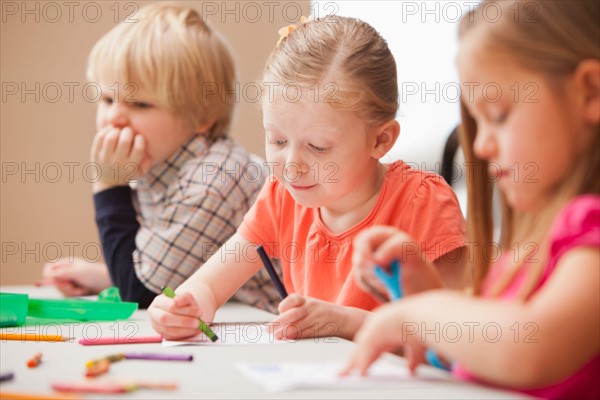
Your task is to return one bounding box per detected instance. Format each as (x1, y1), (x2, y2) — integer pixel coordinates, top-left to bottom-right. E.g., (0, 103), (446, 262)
(473, 127), (497, 161)
(285, 149), (309, 179)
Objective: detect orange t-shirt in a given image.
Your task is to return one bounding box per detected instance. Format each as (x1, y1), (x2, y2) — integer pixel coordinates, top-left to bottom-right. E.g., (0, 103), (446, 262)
(238, 161), (466, 311)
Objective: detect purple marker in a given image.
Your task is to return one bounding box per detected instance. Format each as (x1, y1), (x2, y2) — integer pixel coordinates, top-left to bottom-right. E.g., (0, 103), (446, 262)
(0, 371), (15, 382)
(124, 353), (193, 361)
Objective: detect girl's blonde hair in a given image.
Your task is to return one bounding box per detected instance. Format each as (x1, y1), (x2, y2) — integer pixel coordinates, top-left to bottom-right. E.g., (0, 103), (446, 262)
(263, 15), (398, 128)
(87, 3), (236, 140)
(458, 0), (600, 298)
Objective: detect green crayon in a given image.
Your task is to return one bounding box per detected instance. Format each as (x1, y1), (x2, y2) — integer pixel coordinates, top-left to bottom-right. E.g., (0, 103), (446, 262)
(161, 287), (218, 342)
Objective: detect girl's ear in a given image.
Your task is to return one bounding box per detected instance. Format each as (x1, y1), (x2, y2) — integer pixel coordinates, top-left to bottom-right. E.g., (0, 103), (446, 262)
(372, 120), (400, 159)
(574, 59), (600, 125)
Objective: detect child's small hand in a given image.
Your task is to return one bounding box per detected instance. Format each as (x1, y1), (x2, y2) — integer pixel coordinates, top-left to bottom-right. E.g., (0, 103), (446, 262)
(90, 126), (152, 193)
(352, 226), (443, 300)
(41, 257), (111, 296)
(148, 291), (211, 340)
(340, 301), (427, 376)
(269, 294), (364, 341)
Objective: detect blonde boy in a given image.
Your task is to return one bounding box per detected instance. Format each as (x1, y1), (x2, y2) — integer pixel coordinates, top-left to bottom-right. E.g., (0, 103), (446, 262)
(42, 3), (280, 311)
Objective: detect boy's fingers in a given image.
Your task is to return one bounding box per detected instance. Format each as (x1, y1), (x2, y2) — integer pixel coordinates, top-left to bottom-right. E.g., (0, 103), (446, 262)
(129, 134), (145, 166)
(43, 257), (77, 272)
(46, 264), (78, 279)
(115, 127), (134, 160)
(99, 128), (120, 161)
(55, 281), (88, 297)
(90, 126), (111, 160)
(42, 262), (63, 277)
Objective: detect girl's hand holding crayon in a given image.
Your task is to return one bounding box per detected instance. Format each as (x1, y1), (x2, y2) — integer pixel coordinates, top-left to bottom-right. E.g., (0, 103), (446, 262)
(352, 226), (444, 301)
(148, 288), (216, 340)
(269, 294), (369, 341)
(90, 125), (152, 193)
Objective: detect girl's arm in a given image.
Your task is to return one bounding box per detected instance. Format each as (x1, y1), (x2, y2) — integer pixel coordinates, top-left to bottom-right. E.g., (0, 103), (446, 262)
(433, 246), (471, 290)
(178, 232), (266, 309)
(148, 232), (265, 339)
(347, 247), (599, 388)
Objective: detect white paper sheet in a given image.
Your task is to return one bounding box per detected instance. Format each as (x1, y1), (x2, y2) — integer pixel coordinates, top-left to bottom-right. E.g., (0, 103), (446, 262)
(162, 322), (289, 347)
(235, 360), (422, 392)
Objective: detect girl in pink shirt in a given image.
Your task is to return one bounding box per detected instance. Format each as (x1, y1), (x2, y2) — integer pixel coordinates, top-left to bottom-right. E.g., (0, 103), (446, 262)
(344, 1), (600, 398)
(148, 16), (468, 342)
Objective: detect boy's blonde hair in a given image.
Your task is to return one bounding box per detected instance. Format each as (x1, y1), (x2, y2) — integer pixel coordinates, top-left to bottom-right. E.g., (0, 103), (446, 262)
(87, 3), (236, 140)
(458, 0), (600, 297)
(263, 15), (398, 128)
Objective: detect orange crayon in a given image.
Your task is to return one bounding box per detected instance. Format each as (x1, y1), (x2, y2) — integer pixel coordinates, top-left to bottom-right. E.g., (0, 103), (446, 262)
(27, 352), (43, 368)
(0, 333), (65, 342)
(0, 391), (80, 400)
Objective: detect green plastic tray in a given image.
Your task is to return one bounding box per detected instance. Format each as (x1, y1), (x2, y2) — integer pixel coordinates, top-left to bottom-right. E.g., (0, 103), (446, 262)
(0, 292), (29, 327)
(27, 298), (138, 321)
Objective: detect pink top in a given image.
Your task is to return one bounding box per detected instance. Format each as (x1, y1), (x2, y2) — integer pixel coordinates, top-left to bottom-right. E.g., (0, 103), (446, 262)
(454, 195), (600, 399)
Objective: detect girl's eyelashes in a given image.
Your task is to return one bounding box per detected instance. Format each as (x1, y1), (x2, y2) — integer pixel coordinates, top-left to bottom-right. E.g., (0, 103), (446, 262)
(266, 136), (329, 153)
(269, 138), (288, 146)
(475, 106), (507, 125)
(309, 143), (328, 153)
(101, 96), (114, 105)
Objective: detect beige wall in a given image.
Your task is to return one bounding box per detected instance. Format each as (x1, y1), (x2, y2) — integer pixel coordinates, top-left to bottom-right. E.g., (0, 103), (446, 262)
(1, 0), (310, 284)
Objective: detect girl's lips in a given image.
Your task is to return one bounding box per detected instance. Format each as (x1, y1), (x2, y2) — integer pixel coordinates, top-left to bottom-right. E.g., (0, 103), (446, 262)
(290, 184), (317, 191)
(487, 166), (510, 180)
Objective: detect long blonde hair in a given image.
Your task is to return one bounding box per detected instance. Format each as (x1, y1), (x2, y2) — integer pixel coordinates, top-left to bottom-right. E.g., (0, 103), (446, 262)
(263, 15), (398, 128)
(87, 3), (236, 140)
(459, 0), (600, 298)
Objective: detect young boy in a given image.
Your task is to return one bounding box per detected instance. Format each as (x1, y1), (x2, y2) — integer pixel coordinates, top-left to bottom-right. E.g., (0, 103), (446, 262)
(42, 3), (280, 311)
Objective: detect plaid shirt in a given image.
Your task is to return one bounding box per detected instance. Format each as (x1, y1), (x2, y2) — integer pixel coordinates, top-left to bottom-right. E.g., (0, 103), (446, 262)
(131, 135), (281, 313)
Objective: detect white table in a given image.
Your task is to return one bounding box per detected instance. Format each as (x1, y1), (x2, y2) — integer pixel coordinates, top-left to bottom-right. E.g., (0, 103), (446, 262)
(0, 286), (527, 399)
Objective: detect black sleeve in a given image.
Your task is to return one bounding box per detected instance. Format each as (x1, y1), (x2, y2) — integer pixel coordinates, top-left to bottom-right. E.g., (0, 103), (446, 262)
(93, 186), (157, 309)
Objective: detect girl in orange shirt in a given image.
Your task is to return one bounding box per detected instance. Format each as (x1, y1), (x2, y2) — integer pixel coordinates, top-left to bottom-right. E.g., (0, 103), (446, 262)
(149, 15), (468, 341)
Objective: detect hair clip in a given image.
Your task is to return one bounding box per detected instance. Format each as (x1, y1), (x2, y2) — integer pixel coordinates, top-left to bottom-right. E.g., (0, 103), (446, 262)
(276, 16), (309, 47)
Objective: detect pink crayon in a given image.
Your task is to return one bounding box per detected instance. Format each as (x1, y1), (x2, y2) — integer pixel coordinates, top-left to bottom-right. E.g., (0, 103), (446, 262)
(78, 336), (162, 346)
